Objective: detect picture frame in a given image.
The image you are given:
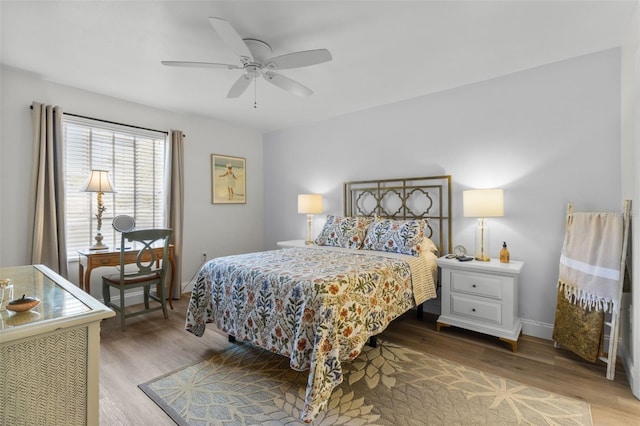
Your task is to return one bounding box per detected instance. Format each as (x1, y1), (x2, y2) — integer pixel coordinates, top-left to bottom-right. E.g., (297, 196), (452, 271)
(211, 154), (246, 204)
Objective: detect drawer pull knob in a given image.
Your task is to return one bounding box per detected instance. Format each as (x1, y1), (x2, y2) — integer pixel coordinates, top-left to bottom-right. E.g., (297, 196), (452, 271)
(472, 308), (476, 312)
(472, 284), (477, 288)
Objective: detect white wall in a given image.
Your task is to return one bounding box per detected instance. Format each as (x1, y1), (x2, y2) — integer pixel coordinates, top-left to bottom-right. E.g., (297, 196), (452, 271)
(263, 49), (622, 339)
(621, 0), (640, 400)
(0, 66), (264, 300)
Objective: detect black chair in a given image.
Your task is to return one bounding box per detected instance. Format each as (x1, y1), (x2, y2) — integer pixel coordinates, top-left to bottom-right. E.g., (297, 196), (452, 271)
(102, 228), (172, 331)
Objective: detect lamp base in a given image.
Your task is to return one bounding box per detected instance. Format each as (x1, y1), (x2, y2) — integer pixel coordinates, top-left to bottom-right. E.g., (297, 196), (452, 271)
(473, 218), (491, 262)
(89, 232), (108, 251)
(305, 214), (315, 246)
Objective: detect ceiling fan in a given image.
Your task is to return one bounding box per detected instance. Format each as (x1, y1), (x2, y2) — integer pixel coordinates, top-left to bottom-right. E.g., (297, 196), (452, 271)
(161, 17), (332, 99)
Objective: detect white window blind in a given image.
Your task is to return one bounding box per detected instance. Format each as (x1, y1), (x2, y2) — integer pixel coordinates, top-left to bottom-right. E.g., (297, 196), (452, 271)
(63, 115), (167, 259)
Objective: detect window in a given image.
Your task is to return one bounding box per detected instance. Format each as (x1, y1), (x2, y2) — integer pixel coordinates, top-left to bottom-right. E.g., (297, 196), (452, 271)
(63, 115), (167, 259)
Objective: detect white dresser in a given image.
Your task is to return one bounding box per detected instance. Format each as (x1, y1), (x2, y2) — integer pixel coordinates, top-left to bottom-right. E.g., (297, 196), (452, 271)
(436, 257), (524, 352)
(0, 265), (114, 425)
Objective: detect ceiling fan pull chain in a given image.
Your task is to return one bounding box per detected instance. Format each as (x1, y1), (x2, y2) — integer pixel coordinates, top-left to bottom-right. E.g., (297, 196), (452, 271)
(254, 77), (258, 109)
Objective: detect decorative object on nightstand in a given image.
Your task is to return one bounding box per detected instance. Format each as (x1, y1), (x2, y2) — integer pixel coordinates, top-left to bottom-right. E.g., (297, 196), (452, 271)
(454, 245), (466, 257)
(463, 188), (504, 261)
(500, 241), (510, 263)
(82, 169), (116, 250)
(297, 194), (323, 244)
(436, 256), (524, 352)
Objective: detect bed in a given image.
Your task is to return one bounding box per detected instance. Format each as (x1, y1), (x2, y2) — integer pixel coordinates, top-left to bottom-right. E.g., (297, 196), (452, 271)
(185, 176), (452, 422)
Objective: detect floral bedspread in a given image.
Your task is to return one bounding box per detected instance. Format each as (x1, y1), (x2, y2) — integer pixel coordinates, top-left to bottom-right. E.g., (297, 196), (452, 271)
(185, 246), (436, 422)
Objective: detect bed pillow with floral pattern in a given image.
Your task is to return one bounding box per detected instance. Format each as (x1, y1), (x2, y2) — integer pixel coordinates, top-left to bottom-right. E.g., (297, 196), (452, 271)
(362, 218), (428, 256)
(314, 215), (375, 249)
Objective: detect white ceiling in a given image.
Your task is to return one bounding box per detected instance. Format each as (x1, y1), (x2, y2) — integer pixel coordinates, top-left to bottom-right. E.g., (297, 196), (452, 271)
(1, 1), (637, 133)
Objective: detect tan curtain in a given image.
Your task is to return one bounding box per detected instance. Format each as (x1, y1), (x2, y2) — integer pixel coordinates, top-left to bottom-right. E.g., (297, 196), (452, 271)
(167, 130), (185, 298)
(29, 102), (68, 276)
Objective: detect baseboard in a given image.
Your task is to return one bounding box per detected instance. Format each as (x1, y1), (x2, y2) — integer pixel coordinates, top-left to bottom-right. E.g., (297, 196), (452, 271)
(522, 318), (618, 347)
(619, 340), (638, 398)
(181, 279), (194, 293)
(521, 318), (554, 340)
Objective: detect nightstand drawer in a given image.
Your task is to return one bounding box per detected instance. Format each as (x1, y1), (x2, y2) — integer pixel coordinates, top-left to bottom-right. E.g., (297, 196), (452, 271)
(451, 271), (503, 300)
(450, 294), (502, 324)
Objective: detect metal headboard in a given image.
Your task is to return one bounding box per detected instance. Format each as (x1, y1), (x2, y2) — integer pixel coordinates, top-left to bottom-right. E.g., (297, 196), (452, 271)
(344, 175), (452, 255)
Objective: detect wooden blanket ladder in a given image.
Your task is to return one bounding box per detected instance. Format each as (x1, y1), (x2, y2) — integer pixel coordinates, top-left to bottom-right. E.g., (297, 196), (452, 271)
(554, 200), (631, 380)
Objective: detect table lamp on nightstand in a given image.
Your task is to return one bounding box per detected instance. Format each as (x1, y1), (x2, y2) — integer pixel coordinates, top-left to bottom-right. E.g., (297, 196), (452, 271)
(463, 188), (504, 261)
(82, 169), (116, 250)
(298, 194), (323, 245)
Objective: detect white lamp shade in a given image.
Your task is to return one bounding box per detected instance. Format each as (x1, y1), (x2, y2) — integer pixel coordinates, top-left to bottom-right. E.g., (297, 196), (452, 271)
(463, 189), (504, 218)
(82, 170), (115, 193)
(298, 194), (323, 214)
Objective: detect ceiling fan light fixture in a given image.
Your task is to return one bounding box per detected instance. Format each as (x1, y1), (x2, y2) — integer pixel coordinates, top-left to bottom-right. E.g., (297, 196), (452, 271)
(243, 38), (272, 62)
(161, 17), (331, 101)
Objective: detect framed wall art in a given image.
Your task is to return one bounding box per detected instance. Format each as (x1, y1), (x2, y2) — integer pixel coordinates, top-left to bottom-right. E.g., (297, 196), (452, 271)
(211, 154), (246, 204)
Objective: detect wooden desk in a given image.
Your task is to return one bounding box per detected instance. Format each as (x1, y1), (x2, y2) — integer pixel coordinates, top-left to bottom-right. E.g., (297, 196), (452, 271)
(78, 245), (175, 309)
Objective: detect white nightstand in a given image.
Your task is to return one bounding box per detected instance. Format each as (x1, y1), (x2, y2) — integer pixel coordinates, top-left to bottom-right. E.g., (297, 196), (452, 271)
(276, 240), (308, 248)
(436, 257), (524, 352)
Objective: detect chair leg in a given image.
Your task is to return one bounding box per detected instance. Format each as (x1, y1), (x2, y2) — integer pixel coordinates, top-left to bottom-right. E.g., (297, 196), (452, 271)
(102, 281), (111, 306)
(159, 281), (168, 320)
(143, 285), (150, 310)
(120, 286), (127, 331)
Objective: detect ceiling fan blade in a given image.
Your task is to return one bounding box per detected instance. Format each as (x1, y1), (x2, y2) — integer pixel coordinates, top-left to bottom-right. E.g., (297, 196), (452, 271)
(266, 49), (332, 70)
(263, 72), (313, 97)
(227, 73), (254, 98)
(208, 17), (253, 62)
(161, 61), (240, 70)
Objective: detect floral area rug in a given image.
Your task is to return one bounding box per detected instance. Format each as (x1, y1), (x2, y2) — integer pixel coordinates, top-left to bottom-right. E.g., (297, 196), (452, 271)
(139, 340), (592, 425)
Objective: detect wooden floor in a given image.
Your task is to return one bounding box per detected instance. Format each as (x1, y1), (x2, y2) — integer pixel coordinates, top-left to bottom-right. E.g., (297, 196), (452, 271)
(99, 296), (640, 425)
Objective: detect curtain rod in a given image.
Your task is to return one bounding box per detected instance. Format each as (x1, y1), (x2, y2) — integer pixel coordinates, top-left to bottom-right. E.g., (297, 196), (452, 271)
(30, 105), (170, 135)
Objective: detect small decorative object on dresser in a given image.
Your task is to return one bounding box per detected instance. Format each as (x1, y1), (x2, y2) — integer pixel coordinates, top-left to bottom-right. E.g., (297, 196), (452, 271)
(6, 295), (40, 312)
(0, 278), (13, 311)
(436, 256), (524, 352)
